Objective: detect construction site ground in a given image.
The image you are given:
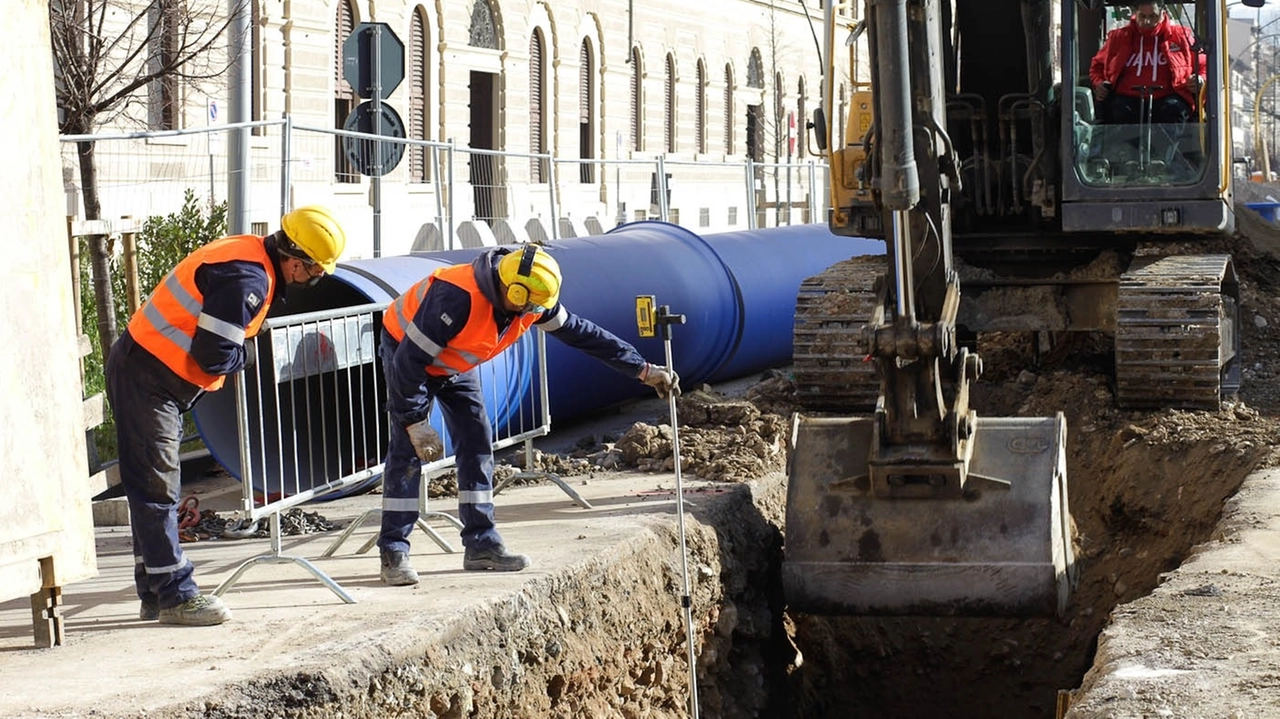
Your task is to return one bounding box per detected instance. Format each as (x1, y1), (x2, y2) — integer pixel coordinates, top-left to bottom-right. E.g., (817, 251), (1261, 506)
(5, 193), (1280, 718)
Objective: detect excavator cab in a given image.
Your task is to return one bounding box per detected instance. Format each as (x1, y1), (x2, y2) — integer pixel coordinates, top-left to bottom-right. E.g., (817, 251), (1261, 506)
(1062, 1), (1233, 232)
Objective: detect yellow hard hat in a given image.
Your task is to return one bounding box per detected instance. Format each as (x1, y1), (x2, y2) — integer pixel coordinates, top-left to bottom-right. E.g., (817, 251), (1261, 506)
(498, 244), (561, 310)
(280, 205), (346, 274)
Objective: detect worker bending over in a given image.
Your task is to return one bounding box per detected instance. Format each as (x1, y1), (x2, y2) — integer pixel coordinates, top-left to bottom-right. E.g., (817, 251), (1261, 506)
(377, 243), (678, 585)
(106, 206), (347, 626)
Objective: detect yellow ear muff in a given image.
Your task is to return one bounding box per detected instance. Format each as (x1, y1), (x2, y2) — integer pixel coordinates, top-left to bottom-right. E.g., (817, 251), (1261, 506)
(505, 244), (538, 306)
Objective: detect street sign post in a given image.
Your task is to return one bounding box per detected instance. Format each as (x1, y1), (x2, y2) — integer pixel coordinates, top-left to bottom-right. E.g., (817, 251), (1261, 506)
(341, 22), (405, 257)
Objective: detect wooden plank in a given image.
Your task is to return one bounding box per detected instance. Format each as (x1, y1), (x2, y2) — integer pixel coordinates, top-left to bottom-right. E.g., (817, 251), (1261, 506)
(68, 218), (142, 238)
(31, 558), (64, 648)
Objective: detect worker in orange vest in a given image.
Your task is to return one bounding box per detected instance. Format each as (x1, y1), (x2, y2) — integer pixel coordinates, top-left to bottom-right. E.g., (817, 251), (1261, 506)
(377, 243), (678, 585)
(105, 205), (347, 626)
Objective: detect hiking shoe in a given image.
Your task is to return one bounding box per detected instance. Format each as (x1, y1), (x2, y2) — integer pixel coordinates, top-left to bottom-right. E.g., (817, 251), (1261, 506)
(464, 544), (530, 572)
(139, 600), (159, 621)
(380, 550), (420, 586)
(158, 594), (231, 626)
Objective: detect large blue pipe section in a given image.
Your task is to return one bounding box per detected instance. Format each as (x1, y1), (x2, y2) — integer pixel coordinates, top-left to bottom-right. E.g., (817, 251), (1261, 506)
(193, 222), (880, 492)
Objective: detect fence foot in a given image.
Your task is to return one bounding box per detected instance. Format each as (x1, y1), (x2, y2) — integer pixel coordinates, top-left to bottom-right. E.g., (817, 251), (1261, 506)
(214, 554), (356, 604)
(214, 510), (356, 604)
(353, 511), (461, 555)
(321, 508), (379, 558)
(496, 471), (593, 510)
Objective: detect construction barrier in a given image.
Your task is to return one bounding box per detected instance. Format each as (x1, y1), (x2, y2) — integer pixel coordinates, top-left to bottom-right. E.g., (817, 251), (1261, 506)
(205, 299), (561, 603)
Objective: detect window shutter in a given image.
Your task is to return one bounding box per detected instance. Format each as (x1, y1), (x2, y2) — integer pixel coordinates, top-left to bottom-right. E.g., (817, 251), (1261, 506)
(529, 33), (545, 183)
(630, 49), (642, 152)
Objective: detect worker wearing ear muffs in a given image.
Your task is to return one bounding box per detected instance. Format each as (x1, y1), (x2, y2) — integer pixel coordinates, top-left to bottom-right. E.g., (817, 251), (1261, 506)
(376, 243), (679, 585)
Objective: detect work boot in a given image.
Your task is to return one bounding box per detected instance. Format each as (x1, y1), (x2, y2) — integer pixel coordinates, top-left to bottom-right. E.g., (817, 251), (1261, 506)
(463, 544), (531, 572)
(158, 594), (232, 626)
(380, 550), (420, 586)
(139, 600), (159, 621)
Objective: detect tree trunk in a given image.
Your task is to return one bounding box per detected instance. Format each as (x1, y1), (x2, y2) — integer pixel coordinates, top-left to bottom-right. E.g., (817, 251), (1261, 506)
(75, 138), (119, 364)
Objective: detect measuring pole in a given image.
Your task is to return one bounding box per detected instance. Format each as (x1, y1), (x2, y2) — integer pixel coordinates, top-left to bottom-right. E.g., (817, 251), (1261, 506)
(635, 295), (699, 718)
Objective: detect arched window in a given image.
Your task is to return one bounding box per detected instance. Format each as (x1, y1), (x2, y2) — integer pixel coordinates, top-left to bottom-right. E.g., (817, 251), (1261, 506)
(529, 30), (547, 183)
(409, 7), (431, 183)
(630, 47), (643, 152)
(695, 60), (706, 155)
(579, 39), (595, 182)
(747, 48), (764, 89)
(334, 0), (357, 183)
(664, 53), (676, 154)
(724, 64), (734, 155)
(469, 0), (498, 49)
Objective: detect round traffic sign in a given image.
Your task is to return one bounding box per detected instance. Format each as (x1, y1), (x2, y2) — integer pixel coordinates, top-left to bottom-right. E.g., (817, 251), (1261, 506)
(341, 101), (407, 176)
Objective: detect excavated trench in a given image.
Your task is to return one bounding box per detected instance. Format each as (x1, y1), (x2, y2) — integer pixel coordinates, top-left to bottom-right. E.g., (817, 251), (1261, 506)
(757, 204), (1280, 718)
(772, 353), (1274, 719)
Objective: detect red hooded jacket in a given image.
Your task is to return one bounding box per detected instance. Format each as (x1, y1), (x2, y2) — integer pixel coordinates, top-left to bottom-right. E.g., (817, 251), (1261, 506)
(1089, 12), (1204, 108)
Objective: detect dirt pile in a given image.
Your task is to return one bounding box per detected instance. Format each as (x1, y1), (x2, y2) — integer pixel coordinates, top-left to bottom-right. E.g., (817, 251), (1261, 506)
(1234, 179), (1280, 204)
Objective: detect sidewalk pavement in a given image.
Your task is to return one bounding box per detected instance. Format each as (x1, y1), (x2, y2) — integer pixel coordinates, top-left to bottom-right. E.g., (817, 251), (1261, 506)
(0, 467), (708, 718)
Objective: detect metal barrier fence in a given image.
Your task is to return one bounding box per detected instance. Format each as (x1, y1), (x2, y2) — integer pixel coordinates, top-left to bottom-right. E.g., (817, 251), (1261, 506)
(61, 120), (290, 229)
(210, 301), (565, 603)
(62, 117), (828, 257)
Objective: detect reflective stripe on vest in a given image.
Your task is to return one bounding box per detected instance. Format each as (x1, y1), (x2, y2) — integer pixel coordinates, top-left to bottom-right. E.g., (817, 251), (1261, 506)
(126, 235), (275, 391)
(383, 264), (539, 376)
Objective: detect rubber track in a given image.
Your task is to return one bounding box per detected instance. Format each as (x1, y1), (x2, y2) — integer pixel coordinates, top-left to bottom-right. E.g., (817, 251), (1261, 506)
(792, 255), (886, 413)
(1115, 254), (1234, 410)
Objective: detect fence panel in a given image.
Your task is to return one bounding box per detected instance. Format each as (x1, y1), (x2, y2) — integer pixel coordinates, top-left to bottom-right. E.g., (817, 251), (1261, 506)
(452, 146), (559, 244)
(64, 119), (830, 251)
(290, 124), (452, 256)
(61, 120), (287, 229)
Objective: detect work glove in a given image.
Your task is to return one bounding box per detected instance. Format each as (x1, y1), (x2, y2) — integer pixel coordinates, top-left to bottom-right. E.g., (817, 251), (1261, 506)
(405, 419), (444, 462)
(640, 363), (681, 399)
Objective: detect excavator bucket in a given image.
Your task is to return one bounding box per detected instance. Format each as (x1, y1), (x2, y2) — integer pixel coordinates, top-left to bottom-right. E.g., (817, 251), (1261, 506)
(782, 413), (1076, 617)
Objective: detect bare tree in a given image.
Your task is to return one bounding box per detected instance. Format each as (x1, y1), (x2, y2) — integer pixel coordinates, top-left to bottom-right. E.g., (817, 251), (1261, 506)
(50, 0), (244, 358)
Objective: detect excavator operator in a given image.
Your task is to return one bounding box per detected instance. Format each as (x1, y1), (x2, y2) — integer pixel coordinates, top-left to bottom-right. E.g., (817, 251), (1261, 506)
(1089, 1), (1205, 126)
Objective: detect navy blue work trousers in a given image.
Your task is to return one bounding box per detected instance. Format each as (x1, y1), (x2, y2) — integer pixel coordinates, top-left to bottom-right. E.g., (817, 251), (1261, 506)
(104, 332), (203, 609)
(377, 338), (503, 554)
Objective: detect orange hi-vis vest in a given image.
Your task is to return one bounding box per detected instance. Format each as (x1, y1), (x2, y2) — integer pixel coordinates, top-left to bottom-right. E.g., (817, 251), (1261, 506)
(126, 235), (276, 391)
(383, 263), (539, 377)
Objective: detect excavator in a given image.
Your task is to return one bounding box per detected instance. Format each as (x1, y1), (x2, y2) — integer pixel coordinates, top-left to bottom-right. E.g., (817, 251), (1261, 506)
(783, 0), (1255, 617)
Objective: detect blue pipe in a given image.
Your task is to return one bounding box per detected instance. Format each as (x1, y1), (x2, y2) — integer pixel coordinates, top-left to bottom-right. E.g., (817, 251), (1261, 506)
(193, 223), (880, 496)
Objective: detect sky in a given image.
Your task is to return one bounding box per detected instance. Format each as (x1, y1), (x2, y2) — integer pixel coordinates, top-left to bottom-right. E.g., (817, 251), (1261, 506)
(1229, 4), (1280, 24)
